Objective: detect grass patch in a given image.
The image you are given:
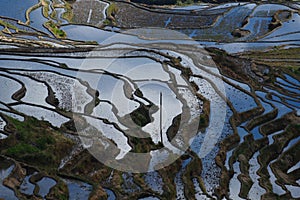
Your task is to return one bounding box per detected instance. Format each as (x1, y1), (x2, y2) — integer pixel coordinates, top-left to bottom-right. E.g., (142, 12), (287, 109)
(44, 20), (67, 38)
(240, 47), (300, 79)
(6, 143), (39, 156)
(287, 66), (300, 75)
(102, 19), (111, 26)
(0, 20), (19, 31)
(106, 2), (119, 25)
(242, 47), (300, 63)
(1, 116), (74, 168)
(107, 3), (119, 18)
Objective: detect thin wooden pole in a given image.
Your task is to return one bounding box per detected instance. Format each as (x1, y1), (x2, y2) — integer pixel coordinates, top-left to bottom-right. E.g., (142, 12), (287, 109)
(160, 92), (163, 144)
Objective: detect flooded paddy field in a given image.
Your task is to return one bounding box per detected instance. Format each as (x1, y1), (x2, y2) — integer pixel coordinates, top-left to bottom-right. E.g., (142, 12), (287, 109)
(0, 43), (298, 199)
(0, 0), (299, 200)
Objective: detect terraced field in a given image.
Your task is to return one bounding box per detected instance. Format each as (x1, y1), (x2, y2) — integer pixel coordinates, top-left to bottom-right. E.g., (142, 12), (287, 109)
(0, 0), (299, 199)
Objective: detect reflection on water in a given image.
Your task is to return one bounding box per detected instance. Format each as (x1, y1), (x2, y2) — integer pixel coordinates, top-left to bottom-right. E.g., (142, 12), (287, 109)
(0, 0), (38, 22)
(37, 177), (57, 197)
(105, 188), (116, 200)
(63, 178), (93, 200)
(20, 175), (35, 195)
(0, 1), (299, 197)
(0, 159), (17, 200)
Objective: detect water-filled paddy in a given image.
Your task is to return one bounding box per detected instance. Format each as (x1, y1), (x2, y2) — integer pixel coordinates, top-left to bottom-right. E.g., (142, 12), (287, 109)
(37, 177), (57, 197)
(63, 178), (93, 200)
(0, 1), (300, 198)
(0, 0), (38, 22)
(12, 104), (69, 127)
(0, 159), (17, 200)
(20, 174), (35, 195)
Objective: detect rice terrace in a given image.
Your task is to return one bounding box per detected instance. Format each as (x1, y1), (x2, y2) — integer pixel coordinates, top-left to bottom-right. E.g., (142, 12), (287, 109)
(0, 0), (299, 199)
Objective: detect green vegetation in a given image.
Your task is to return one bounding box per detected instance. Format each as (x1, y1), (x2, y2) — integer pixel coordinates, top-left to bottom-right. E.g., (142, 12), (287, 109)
(130, 105), (152, 127)
(176, 0), (195, 6)
(106, 2), (119, 26)
(102, 19), (111, 26)
(44, 20), (67, 38)
(244, 47), (300, 60)
(287, 65), (300, 75)
(41, 0), (51, 18)
(107, 3), (118, 17)
(6, 143), (39, 156)
(129, 136), (162, 153)
(1, 116), (73, 168)
(0, 20), (19, 32)
(241, 47), (300, 73)
(50, 9), (58, 21)
(61, 1), (74, 22)
(127, 0), (296, 5)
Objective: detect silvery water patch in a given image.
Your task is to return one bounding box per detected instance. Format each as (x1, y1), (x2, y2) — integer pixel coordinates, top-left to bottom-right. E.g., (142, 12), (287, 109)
(72, 28), (227, 173)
